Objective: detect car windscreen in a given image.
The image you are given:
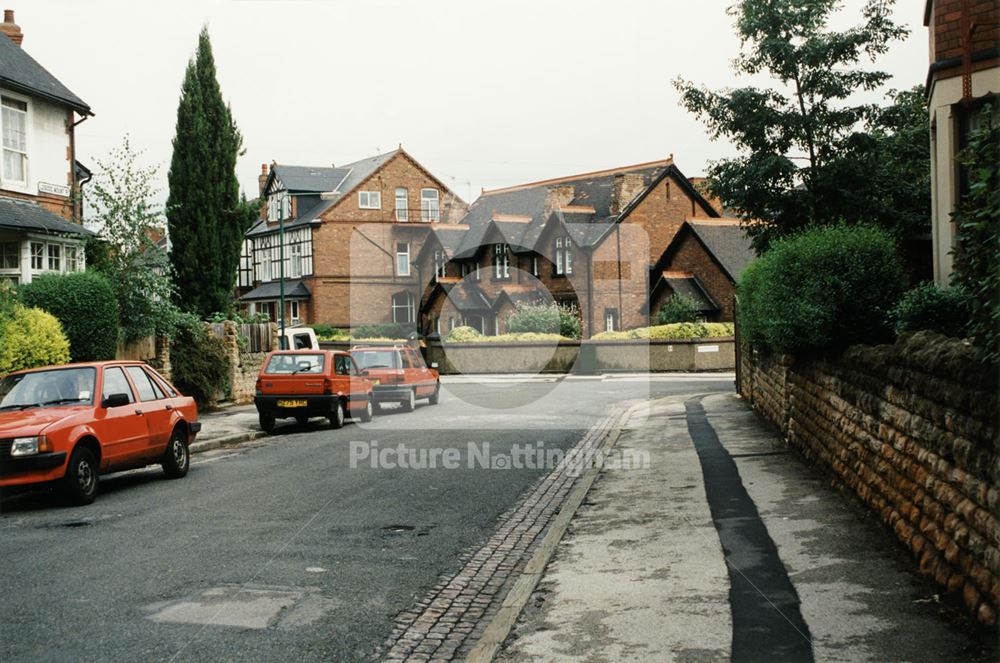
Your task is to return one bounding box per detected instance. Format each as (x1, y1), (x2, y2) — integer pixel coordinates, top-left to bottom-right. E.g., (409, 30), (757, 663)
(0, 367), (97, 411)
(351, 350), (399, 370)
(264, 353), (325, 374)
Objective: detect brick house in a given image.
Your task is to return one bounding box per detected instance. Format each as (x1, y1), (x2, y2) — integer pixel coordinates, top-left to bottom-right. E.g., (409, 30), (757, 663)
(238, 148), (467, 327)
(414, 159), (736, 338)
(0, 11), (94, 287)
(648, 218), (756, 322)
(924, 0), (999, 284)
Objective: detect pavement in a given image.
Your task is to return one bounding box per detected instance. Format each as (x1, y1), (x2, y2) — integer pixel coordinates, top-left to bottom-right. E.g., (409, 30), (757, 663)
(496, 392), (998, 662)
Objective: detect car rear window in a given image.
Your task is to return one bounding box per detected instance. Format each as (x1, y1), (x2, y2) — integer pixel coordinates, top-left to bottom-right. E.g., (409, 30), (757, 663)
(352, 350), (399, 370)
(265, 353), (325, 374)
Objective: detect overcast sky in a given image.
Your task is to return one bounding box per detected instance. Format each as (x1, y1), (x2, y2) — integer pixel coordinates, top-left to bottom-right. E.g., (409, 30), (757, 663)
(16, 0), (928, 205)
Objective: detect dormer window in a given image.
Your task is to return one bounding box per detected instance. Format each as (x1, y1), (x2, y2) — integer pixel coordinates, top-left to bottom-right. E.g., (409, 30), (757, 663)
(555, 236), (573, 275)
(493, 243), (510, 280)
(267, 192), (290, 222)
(359, 191), (381, 209)
(1, 96), (28, 185)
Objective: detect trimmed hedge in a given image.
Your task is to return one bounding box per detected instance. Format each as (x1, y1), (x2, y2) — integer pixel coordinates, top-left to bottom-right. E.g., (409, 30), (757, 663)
(18, 272), (120, 361)
(445, 326), (483, 343)
(0, 306), (71, 375)
(169, 315), (229, 407)
(738, 225), (903, 353)
(891, 283), (970, 338)
(591, 322), (734, 341)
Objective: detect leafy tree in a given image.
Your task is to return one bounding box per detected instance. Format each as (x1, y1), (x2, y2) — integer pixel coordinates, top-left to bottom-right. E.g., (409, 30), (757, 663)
(951, 102), (999, 362)
(167, 27), (247, 318)
(675, 0), (911, 252)
(88, 136), (178, 342)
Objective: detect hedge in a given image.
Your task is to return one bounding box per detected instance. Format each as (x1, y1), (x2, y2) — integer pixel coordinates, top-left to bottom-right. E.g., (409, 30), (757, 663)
(891, 283), (970, 338)
(738, 225), (903, 354)
(0, 306), (71, 375)
(18, 272), (120, 362)
(169, 315), (229, 407)
(591, 322), (734, 341)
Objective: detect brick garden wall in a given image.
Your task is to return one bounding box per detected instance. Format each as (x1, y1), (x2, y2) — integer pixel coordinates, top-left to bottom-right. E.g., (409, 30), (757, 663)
(738, 332), (999, 625)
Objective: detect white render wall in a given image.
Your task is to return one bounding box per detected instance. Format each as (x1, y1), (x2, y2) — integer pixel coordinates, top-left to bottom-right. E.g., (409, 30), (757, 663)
(0, 86), (73, 196)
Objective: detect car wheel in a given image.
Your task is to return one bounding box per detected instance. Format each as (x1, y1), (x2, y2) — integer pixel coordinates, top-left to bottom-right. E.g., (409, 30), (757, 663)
(329, 399), (346, 429)
(259, 411), (276, 433)
(428, 384), (440, 405)
(401, 389), (416, 412)
(295, 415), (309, 426)
(162, 427), (190, 479)
(360, 396), (374, 423)
(63, 446), (99, 506)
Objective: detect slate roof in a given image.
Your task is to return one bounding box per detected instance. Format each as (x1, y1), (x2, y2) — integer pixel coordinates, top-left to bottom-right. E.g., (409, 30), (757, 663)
(239, 279), (311, 301)
(687, 220), (756, 281)
(438, 281), (492, 312)
(271, 165), (350, 193)
(0, 33), (90, 114)
(0, 196), (94, 236)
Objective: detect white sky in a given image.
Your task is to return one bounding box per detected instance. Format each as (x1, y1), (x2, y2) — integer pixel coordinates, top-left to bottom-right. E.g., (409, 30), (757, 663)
(15, 0), (928, 205)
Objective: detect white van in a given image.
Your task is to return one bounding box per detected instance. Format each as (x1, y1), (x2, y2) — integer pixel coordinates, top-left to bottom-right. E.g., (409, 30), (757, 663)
(278, 326), (319, 350)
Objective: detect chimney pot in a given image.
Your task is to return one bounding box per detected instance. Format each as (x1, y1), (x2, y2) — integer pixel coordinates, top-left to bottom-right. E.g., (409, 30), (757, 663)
(4, 10), (13, 22)
(1, 9), (22, 46)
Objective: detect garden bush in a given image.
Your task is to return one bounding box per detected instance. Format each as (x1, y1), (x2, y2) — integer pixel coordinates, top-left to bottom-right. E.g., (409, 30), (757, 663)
(656, 295), (701, 324)
(444, 332), (569, 344)
(738, 224), (904, 353)
(351, 323), (413, 340)
(505, 302), (582, 339)
(702, 322), (736, 338)
(445, 326), (483, 343)
(169, 315), (229, 407)
(590, 322), (725, 341)
(559, 304), (582, 339)
(18, 272), (120, 362)
(891, 283), (970, 338)
(0, 306), (71, 375)
(312, 324), (348, 340)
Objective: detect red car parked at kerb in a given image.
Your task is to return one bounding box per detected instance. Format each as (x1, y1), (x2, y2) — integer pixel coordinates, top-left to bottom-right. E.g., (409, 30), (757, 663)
(350, 345), (440, 412)
(0, 361), (201, 505)
(254, 350), (375, 433)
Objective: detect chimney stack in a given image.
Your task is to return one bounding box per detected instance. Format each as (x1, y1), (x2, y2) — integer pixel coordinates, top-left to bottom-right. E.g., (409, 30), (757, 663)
(1, 9), (23, 46)
(258, 163), (269, 197)
(611, 173), (647, 216)
(543, 185), (576, 219)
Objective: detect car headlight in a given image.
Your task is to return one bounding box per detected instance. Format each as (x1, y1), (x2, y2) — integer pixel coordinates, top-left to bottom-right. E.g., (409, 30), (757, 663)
(10, 436), (48, 457)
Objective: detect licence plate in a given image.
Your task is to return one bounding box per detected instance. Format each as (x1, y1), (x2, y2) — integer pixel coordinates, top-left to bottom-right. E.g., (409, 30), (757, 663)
(277, 399), (307, 408)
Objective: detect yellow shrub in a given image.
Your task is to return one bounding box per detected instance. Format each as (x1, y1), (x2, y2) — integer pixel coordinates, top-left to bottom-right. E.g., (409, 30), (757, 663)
(702, 322), (735, 338)
(0, 306), (72, 376)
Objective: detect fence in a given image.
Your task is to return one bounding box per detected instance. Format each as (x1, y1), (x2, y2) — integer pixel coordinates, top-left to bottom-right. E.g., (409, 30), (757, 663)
(209, 322), (274, 353)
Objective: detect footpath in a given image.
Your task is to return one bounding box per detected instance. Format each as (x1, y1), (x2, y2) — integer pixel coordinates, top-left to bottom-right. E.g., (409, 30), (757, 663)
(494, 393), (996, 663)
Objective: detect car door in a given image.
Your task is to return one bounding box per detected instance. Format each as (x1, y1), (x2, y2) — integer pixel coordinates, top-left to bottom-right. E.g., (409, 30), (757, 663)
(408, 349), (433, 396)
(93, 366), (148, 469)
(125, 365), (172, 457)
(332, 354), (357, 412)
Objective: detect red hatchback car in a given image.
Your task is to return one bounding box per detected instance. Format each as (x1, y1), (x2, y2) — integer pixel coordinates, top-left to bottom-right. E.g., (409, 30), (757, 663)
(0, 361), (201, 505)
(350, 345), (440, 412)
(254, 350), (375, 433)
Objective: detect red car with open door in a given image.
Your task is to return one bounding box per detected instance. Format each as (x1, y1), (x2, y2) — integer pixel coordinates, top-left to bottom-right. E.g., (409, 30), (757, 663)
(254, 350), (374, 432)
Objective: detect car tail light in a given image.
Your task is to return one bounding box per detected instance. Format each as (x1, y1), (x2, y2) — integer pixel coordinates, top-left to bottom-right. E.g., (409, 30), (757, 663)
(255, 378), (263, 395)
(323, 378), (334, 394)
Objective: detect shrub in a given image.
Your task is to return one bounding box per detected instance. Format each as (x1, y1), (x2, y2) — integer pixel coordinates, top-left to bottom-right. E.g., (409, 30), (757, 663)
(0, 306), (71, 376)
(18, 272), (120, 362)
(559, 304), (582, 339)
(352, 323), (413, 340)
(738, 224), (904, 353)
(449, 332), (569, 344)
(506, 303), (559, 334)
(891, 284), (970, 338)
(951, 102), (999, 362)
(656, 295), (701, 324)
(445, 326), (483, 343)
(169, 315), (229, 407)
(702, 322), (735, 338)
(590, 322), (719, 341)
(312, 324), (347, 340)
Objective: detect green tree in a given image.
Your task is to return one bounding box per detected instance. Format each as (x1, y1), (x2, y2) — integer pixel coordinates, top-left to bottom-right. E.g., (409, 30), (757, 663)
(675, 0), (910, 252)
(88, 136), (178, 343)
(951, 102), (999, 362)
(167, 26), (247, 318)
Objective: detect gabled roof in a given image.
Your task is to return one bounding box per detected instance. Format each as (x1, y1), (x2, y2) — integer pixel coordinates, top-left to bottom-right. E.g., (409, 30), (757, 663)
(0, 33), (90, 114)
(492, 285), (548, 311)
(652, 219), (755, 284)
(0, 196), (93, 236)
(239, 279), (311, 301)
(687, 220), (756, 281)
(270, 165), (351, 193)
(428, 280), (492, 312)
(653, 271), (719, 312)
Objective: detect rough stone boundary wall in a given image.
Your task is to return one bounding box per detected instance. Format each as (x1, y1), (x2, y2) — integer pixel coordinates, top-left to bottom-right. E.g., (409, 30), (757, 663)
(217, 321), (278, 404)
(738, 331), (999, 625)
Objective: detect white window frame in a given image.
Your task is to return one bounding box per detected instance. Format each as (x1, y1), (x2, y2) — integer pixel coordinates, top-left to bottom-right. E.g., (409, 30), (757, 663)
(420, 188), (439, 222)
(395, 187), (409, 222)
(359, 190), (382, 210)
(605, 309), (618, 332)
(261, 252), (272, 282)
(289, 300), (300, 325)
(434, 250), (446, 279)
(392, 292), (415, 323)
(30, 242), (43, 271)
(65, 245), (80, 272)
(493, 243), (510, 279)
(555, 236), (572, 275)
(0, 240), (18, 271)
(1, 95), (29, 187)
(396, 242), (410, 276)
(47, 243), (61, 271)
(289, 243), (303, 278)
(532, 256), (539, 277)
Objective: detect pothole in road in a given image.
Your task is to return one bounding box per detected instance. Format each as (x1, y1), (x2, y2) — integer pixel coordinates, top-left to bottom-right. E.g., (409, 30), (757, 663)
(381, 524), (435, 537)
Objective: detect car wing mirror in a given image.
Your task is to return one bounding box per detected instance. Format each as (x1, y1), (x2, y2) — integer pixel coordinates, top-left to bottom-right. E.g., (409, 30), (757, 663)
(102, 393), (130, 409)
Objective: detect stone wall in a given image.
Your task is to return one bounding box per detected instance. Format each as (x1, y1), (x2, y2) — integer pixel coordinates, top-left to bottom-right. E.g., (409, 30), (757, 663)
(738, 332), (999, 625)
(217, 321), (278, 405)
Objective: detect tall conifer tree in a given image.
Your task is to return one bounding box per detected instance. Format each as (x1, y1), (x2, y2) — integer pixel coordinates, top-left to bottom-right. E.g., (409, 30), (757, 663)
(167, 27), (246, 317)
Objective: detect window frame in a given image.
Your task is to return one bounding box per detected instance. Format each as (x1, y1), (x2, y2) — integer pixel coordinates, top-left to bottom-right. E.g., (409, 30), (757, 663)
(420, 188), (440, 222)
(47, 243), (61, 271)
(102, 366), (136, 405)
(493, 243), (510, 280)
(359, 190), (382, 210)
(396, 242), (411, 277)
(0, 241), (18, 270)
(1, 95), (29, 186)
(395, 187), (409, 222)
(392, 291), (415, 323)
(30, 242), (43, 271)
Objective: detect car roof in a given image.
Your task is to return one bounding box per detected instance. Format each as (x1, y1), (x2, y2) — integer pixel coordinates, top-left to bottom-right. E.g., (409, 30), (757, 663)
(268, 349), (347, 355)
(7, 360), (153, 376)
(350, 345), (409, 351)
